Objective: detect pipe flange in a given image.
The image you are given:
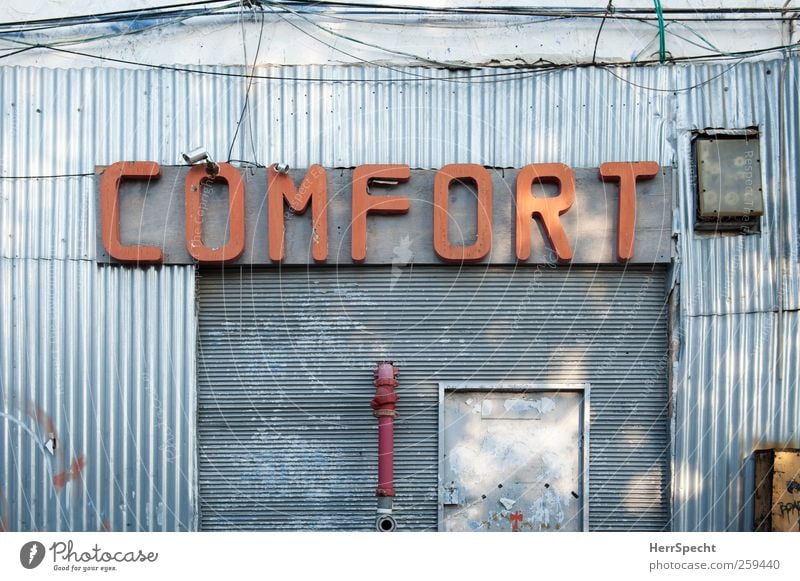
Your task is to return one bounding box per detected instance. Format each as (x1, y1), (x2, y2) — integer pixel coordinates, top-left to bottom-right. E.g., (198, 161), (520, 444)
(373, 378), (399, 388)
(376, 514), (397, 532)
(373, 409), (397, 418)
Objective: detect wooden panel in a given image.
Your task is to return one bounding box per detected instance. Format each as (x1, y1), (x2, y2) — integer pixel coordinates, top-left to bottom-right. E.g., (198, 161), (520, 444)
(754, 449), (775, 532)
(753, 448), (800, 532)
(771, 450), (800, 532)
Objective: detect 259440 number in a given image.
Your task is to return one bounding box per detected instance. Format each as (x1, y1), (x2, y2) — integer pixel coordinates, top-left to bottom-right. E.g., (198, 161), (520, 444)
(736, 560), (780, 570)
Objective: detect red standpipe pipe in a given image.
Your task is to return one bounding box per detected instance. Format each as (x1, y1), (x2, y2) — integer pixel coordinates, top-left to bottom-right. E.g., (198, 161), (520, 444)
(370, 361), (399, 532)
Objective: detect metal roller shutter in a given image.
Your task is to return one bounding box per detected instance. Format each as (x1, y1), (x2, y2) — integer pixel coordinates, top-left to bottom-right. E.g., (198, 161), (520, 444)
(197, 265), (669, 531)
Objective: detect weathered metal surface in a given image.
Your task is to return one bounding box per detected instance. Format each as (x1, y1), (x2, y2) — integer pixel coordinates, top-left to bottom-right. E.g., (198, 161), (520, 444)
(94, 166), (672, 265)
(1, 58), (798, 533)
(0, 259), (195, 531)
(672, 58), (800, 532)
(675, 60), (781, 318)
(1, 63), (671, 533)
(441, 387), (586, 532)
(197, 266), (668, 531)
(2, 64), (679, 262)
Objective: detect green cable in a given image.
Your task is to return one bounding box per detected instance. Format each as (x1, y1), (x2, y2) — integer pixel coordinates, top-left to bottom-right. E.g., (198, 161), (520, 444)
(653, 0), (666, 63)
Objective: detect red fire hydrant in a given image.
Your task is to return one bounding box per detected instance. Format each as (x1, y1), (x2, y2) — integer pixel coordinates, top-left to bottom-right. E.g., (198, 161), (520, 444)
(371, 361), (399, 532)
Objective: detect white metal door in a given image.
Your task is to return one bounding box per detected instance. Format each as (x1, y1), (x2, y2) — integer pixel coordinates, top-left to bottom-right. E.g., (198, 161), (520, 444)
(440, 385), (588, 532)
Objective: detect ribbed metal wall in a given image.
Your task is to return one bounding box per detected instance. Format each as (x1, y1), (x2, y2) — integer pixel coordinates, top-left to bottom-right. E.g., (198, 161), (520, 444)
(0, 260), (195, 531)
(2, 58), (799, 532)
(0, 63), (674, 532)
(672, 58), (800, 531)
(197, 266), (669, 531)
(0, 66), (208, 531)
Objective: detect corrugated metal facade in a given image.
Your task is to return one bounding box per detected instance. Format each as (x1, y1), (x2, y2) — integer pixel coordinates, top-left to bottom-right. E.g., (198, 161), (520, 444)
(197, 266), (668, 531)
(0, 59), (798, 531)
(672, 58), (800, 531)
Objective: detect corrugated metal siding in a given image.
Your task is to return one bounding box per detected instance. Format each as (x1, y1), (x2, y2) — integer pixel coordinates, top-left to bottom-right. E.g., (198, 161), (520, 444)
(1, 65), (674, 260)
(671, 58), (800, 531)
(0, 65), (215, 531)
(672, 312), (800, 531)
(781, 58), (800, 311)
(1, 63), (675, 532)
(675, 60), (781, 317)
(197, 266), (669, 531)
(0, 260), (195, 531)
(1, 58), (799, 532)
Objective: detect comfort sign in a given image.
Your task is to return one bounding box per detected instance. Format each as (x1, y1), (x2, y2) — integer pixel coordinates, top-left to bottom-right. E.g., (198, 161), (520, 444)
(96, 162), (672, 265)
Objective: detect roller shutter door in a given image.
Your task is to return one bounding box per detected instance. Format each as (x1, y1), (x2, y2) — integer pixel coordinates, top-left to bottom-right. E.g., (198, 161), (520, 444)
(197, 265), (669, 530)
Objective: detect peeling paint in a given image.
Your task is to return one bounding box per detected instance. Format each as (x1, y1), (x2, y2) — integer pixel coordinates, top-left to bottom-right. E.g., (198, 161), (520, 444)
(443, 389), (583, 532)
(504, 396), (556, 415)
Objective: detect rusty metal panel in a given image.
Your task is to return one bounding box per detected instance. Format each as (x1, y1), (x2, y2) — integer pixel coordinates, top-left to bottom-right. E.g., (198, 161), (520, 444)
(440, 385), (587, 532)
(197, 266), (668, 531)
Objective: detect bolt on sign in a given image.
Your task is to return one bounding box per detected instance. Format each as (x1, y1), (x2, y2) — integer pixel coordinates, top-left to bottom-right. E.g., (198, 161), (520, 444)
(96, 162), (672, 265)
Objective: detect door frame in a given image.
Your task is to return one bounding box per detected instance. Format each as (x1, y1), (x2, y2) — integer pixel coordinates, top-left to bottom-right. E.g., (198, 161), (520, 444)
(437, 382), (591, 532)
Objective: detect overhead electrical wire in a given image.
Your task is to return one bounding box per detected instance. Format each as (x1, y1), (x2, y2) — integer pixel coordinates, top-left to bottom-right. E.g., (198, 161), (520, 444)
(0, 1), (797, 33)
(267, 0), (465, 68)
(267, 1), (799, 21)
(627, 19), (733, 63)
(0, 0), (787, 84)
(16, 38), (798, 85)
(602, 59), (744, 93)
(227, 7), (267, 162)
(0, 172), (95, 179)
(0, 0), (793, 63)
(0, 8), (233, 48)
(0, 7), (749, 73)
(269, 1), (775, 71)
(0, 0), (795, 88)
(0, 2), (237, 32)
(591, 1), (613, 65)
(0, 3), (241, 49)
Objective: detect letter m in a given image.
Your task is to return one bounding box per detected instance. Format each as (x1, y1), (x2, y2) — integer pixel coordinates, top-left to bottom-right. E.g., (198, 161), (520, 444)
(268, 164), (328, 263)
